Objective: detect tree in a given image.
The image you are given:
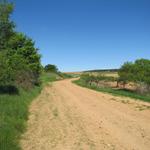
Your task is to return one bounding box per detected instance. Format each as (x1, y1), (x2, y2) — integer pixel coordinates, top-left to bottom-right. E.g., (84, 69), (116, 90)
(0, 1), (15, 87)
(44, 64), (58, 73)
(0, 0), (14, 50)
(134, 59), (150, 84)
(118, 62), (134, 88)
(0, 1), (42, 90)
(8, 33), (42, 85)
(118, 59), (150, 94)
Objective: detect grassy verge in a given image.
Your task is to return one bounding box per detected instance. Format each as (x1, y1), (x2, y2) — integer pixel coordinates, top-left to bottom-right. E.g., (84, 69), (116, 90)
(0, 72), (59, 150)
(40, 72), (61, 86)
(73, 79), (150, 103)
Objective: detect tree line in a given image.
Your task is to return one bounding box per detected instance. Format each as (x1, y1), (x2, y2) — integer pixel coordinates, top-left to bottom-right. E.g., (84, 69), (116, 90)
(0, 1), (41, 91)
(118, 59), (150, 94)
(79, 58), (150, 95)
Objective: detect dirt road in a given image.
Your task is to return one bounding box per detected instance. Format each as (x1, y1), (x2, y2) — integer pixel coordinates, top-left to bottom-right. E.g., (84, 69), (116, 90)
(21, 79), (150, 150)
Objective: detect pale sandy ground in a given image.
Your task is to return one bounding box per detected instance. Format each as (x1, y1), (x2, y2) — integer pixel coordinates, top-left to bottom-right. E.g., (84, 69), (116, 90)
(21, 79), (150, 150)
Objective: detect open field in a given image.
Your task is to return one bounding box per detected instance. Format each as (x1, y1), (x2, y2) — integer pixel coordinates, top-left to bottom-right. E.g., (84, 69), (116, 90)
(21, 79), (150, 150)
(65, 71), (118, 78)
(85, 72), (118, 77)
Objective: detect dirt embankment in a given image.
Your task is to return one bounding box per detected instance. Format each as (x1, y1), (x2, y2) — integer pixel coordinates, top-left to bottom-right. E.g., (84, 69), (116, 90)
(21, 79), (150, 150)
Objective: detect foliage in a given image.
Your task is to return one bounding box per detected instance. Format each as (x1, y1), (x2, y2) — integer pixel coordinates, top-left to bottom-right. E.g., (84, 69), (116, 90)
(8, 33), (42, 87)
(0, 0), (14, 50)
(76, 59), (150, 99)
(118, 59), (150, 93)
(0, 1), (41, 90)
(0, 1), (62, 150)
(118, 62), (134, 87)
(134, 59), (150, 85)
(44, 64), (58, 73)
(0, 52), (14, 85)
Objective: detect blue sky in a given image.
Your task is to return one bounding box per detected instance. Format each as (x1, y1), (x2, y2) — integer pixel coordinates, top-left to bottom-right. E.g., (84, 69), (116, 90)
(12, 0), (150, 71)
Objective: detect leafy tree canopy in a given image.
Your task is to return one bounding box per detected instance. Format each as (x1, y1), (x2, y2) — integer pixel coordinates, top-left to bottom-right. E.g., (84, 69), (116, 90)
(118, 59), (150, 85)
(44, 64), (58, 73)
(0, 0), (14, 50)
(0, 1), (41, 90)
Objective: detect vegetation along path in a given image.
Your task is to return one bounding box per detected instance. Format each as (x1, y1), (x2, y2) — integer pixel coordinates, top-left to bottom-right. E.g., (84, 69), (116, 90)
(21, 79), (150, 150)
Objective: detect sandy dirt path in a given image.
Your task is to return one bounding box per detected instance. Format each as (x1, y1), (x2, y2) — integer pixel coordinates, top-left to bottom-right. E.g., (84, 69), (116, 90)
(21, 79), (150, 150)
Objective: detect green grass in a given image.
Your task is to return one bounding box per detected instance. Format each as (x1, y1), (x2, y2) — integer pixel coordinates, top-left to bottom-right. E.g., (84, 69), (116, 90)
(40, 72), (60, 86)
(57, 72), (74, 79)
(73, 79), (150, 103)
(0, 87), (41, 150)
(0, 72), (59, 150)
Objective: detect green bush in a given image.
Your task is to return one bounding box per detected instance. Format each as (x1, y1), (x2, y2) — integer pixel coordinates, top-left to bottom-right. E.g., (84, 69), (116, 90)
(0, 1), (41, 91)
(118, 59), (150, 94)
(0, 1), (14, 50)
(44, 64), (58, 73)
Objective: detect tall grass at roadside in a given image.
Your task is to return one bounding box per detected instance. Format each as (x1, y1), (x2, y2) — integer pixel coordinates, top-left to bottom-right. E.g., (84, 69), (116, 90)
(0, 87), (41, 150)
(0, 72), (60, 150)
(40, 72), (60, 86)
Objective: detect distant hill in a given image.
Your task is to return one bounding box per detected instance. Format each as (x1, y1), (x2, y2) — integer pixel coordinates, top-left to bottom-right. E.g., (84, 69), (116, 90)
(84, 69), (119, 73)
(65, 69), (119, 75)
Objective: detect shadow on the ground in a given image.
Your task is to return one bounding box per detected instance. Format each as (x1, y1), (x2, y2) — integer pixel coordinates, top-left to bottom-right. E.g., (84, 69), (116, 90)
(116, 88), (135, 93)
(0, 85), (19, 95)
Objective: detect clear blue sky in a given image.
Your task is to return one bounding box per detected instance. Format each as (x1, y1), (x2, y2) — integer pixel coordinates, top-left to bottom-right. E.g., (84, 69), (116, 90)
(12, 0), (150, 72)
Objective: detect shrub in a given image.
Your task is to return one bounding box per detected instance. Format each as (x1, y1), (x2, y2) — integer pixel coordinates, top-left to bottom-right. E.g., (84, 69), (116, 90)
(44, 64), (58, 73)
(0, 1), (41, 90)
(0, 1), (14, 50)
(118, 59), (150, 94)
